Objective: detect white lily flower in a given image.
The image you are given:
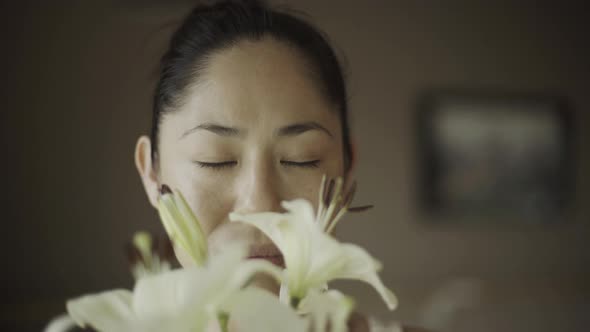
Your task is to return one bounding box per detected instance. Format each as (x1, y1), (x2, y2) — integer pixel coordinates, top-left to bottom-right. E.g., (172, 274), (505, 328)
(229, 177), (398, 311)
(157, 185), (208, 266)
(298, 289), (355, 332)
(222, 287), (309, 332)
(66, 245), (283, 332)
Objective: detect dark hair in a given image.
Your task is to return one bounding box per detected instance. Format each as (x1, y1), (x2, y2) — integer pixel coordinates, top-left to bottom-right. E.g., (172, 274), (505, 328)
(151, 0), (352, 170)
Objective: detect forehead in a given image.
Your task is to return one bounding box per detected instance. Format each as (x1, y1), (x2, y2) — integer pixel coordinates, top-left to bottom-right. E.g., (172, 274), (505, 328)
(171, 37), (339, 129)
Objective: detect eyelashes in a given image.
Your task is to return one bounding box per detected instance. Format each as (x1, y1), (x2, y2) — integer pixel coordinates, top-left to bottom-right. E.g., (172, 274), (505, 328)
(194, 161), (237, 170)
(194, 160), (320, 170)
(280, 160), (320, 169)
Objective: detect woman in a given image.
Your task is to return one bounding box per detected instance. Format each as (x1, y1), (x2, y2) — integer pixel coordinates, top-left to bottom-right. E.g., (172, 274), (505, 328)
(135, 0), (353, 288)
(134, 1), (426, 331)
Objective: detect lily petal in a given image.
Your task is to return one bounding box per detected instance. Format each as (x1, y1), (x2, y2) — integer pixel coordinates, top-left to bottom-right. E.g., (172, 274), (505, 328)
(181, 245), (283, 312)
(132, 268), (197, 318)
(299, 289), (355, 332)
(67, 289), (134, 332)
(335, 244), (398, 310)
(43, 313), (76, 332)
(223, 288), (309, 332)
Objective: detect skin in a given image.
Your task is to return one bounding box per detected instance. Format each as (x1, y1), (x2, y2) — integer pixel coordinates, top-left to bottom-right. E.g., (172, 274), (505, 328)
(135, 37), (354, 290)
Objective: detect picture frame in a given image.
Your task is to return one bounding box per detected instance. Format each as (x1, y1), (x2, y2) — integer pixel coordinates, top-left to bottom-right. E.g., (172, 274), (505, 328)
(416, 90), (576, 223)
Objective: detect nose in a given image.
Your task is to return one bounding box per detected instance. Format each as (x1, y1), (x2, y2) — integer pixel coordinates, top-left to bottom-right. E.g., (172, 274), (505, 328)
(233, 160), (283, 214)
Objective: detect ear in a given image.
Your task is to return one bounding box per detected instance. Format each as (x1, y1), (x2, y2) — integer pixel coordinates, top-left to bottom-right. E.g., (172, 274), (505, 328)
(135, 135), (160, 209)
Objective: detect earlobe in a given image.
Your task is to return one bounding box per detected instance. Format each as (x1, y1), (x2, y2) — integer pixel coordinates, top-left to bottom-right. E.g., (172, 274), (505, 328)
(134, 136), (159, 209)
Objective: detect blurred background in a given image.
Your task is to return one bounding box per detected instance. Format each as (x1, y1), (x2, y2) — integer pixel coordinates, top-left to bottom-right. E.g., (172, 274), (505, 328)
(1, 1), (588, 331)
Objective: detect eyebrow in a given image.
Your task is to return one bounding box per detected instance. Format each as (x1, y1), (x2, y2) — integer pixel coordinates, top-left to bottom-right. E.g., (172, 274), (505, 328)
(276, 122), (333, 138)
(180, 123), (241, 139)
(180, 121), (333, 139)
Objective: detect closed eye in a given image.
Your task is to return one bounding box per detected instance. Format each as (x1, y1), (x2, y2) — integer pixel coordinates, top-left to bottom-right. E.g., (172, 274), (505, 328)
(281, 160), (320, 168)
(194, 161), (237, 170)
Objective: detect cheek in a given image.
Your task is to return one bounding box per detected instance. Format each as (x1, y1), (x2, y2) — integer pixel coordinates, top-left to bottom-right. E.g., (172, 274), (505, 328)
(160, 160), (233, 235)
(280, 174), (321, 211)
(280, 150), (346, 208)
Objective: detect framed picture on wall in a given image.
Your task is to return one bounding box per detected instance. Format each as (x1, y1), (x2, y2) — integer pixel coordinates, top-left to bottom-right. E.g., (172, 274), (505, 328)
(416, 91), (576, 223)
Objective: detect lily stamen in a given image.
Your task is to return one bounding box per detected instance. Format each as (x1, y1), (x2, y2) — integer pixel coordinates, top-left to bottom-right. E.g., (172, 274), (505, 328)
(317, 176), (373, 234)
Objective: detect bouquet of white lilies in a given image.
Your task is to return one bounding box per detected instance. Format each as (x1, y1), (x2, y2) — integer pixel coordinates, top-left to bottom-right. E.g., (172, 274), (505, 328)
(46, 176), (401, 332)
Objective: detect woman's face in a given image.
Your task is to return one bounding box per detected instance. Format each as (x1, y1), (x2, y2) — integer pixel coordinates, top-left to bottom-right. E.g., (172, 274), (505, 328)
(136, 37), (349, 268)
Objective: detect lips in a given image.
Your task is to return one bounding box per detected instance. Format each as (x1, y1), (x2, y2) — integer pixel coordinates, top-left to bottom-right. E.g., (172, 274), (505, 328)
(247, 243), (285, 268)
(248, 254), (285, 268)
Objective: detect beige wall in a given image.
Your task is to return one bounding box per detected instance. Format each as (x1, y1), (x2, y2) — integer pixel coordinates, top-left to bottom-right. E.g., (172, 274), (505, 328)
(2, 1), (588, 331)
